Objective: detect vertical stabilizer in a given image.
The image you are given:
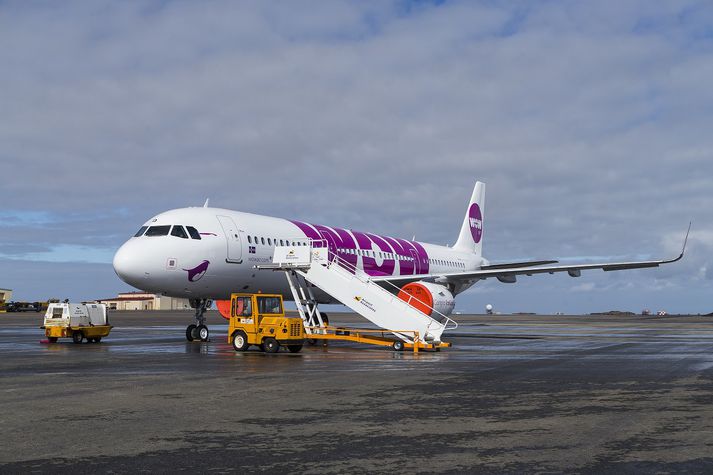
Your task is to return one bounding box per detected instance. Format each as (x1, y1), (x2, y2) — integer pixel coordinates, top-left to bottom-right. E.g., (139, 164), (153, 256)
(453, 182), (485, 255)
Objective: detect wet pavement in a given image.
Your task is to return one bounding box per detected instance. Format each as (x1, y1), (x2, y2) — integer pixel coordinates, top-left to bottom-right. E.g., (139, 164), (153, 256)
(2, 310), (713, 473)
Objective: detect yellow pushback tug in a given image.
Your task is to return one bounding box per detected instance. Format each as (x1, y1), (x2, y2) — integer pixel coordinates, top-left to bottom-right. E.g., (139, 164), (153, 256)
(228, 293), (305, 353)
(227, 293), (450, 353)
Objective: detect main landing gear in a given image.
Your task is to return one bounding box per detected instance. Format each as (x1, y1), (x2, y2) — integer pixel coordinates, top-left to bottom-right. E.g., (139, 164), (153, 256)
(186, 298), (212, 342)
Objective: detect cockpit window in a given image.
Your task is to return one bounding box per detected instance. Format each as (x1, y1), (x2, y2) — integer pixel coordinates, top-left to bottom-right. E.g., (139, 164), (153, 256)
(145, 225), (171, 237)
(171, 225), (189, 239)
(186, 226), (201, 240)
(134, 226), (148, 237)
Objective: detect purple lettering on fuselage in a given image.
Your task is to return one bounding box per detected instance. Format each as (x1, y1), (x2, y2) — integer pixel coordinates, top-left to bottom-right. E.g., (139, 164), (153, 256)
(313, 225), (358, 270)
(365, 233), (396, 276)
(289, 220), (429, 277)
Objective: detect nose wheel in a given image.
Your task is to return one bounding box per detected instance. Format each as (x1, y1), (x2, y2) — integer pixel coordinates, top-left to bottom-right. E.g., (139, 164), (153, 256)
(186, 299), (212, 342)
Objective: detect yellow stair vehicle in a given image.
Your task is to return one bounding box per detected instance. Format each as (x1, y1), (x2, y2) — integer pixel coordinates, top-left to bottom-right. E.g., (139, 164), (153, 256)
(42, 303), (113, 344)
(228, 293), (304, 353)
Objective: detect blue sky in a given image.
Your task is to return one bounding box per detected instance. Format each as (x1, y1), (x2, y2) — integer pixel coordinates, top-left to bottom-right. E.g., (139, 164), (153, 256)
(1, 0), (712, 314)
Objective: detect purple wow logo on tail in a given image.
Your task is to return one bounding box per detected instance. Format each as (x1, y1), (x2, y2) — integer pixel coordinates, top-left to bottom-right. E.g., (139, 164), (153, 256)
(468, 203), (483, 243)
(183, 260), (210, 282)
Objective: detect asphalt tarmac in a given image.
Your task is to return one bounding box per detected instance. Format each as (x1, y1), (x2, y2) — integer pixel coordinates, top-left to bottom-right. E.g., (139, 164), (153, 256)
(2, 310), (713, 473)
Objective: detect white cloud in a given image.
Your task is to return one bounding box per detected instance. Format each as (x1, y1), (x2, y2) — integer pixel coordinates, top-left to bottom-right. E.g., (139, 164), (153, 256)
(0, 0), (711, 310)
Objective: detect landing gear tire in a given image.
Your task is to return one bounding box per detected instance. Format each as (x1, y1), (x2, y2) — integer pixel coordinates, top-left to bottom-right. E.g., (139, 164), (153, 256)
(72, 332), (84, 344)
(392, 340), (404, 352)
(263, 337), (280, 353)
(287, 344), (303, 353)
(197, 324), (209, 341)
(186, 324), (197, 342)
(232, 331), (248, 352)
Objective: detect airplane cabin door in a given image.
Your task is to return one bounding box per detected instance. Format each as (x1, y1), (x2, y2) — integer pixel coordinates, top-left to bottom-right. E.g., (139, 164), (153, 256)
(217, 215), (243, 263)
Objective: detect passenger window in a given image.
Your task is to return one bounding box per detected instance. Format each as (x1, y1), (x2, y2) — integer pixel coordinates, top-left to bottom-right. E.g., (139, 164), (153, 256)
(234, 297), (252, 317)
(268, 238), (272, 246)
(261, 237), (265, 245)
(186, 226), (202, 240)
(145, 225), (171, 237)
(248, 236), (252, 244)
(280, 239), (284, 246)
(134, 226), (148, 237)
(258, 296), (282, 314)
(171, 226), (189, 239)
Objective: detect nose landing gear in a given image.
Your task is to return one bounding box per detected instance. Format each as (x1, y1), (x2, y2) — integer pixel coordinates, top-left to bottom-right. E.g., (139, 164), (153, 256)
(186, 299), (212, 342)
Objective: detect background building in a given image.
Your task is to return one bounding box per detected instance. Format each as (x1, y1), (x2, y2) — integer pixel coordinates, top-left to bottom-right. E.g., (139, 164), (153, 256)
(0, 289), (12, 302)
(96, 292), (191, 311)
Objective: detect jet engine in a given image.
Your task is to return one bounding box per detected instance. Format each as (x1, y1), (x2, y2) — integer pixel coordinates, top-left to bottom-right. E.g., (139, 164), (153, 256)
(397, 281), (455, 317)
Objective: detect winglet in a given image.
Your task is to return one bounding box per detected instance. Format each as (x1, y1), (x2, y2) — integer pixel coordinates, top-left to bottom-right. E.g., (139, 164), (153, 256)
(680, 222), (691, 258)
(667, 222), (691, 264)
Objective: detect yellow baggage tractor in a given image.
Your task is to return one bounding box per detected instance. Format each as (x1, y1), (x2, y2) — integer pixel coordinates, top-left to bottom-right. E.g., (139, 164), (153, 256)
(228, 293), (305, 353)
(41, 303), (112, 344)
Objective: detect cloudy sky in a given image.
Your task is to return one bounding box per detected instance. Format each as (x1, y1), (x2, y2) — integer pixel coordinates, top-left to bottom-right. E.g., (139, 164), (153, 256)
(1, 0), (711, 314)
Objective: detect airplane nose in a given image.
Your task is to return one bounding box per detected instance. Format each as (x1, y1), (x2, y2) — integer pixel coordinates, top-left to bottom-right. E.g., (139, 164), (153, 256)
(113, 240), (145, 286)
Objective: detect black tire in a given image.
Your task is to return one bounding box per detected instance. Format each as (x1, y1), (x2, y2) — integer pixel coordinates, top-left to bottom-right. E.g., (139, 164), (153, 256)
(306, 338), (317, 346)
(186, 324), (197, 342)
(287, 344), (303, 353)
(95, 336), (102, 343)
(263, 337), (280, 353)
(47, 337), (58, 343)
(197, 324), (209, 341)
(87, 337), (95, 343)
(232, 331), (249, 352)
(392, 340), (404, 352)
(72, 331), (84, 344)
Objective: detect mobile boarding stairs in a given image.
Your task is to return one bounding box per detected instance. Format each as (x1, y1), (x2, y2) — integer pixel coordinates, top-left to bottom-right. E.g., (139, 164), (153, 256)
(258, 240), (457, 351)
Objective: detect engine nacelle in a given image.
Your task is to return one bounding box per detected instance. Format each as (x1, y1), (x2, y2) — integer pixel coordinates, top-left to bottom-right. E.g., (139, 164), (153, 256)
(397, 281), (455, 317)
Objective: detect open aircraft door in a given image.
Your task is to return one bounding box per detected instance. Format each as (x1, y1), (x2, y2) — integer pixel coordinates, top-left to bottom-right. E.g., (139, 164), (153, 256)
(217, 215), (243, 263)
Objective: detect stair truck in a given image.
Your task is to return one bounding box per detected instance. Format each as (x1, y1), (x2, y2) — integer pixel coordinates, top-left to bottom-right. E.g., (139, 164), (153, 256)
(228, 293), (305, 353)
(41, 303), (112, 343)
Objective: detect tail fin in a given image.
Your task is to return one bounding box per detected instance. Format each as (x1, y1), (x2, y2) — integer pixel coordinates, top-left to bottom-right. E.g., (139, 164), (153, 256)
(453, 181), (485, 255)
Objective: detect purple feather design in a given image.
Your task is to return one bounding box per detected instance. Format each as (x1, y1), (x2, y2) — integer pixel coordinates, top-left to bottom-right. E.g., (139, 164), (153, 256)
(183, 260), (210, 282)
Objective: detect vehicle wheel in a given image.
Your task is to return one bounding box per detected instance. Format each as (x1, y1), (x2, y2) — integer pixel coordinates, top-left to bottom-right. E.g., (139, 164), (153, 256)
(287, 344), (303, 353)
(72, 332), (84, 344)
(197, 325), (209, 341)
(392, 340), (404, 352)
(186, 324), (197, 342)
(232, 331), (248, 352)
(306, 338), (317, 346)
(47, 337), (58, 343)
(87, 337), (95, 343)
(263, 337), (280, 353)
(95, 336), (102, 343)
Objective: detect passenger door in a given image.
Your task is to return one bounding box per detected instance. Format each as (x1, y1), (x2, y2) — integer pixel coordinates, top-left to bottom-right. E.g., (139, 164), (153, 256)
(216, 215), (243, 263)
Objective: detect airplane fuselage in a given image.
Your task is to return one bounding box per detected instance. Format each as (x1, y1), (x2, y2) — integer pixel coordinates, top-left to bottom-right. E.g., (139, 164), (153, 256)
(113, 207), (487, 302)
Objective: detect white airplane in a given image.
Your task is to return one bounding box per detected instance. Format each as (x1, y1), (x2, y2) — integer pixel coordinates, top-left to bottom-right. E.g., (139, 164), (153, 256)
(113, 182), (688, 341)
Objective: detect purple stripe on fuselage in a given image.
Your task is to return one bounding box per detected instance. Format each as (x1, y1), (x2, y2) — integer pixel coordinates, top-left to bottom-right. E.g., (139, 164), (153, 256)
(289, 220), (429, 277)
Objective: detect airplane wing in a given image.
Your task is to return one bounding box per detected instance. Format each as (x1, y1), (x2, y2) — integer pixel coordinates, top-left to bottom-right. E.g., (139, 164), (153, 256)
(372, 225), (690, 287)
